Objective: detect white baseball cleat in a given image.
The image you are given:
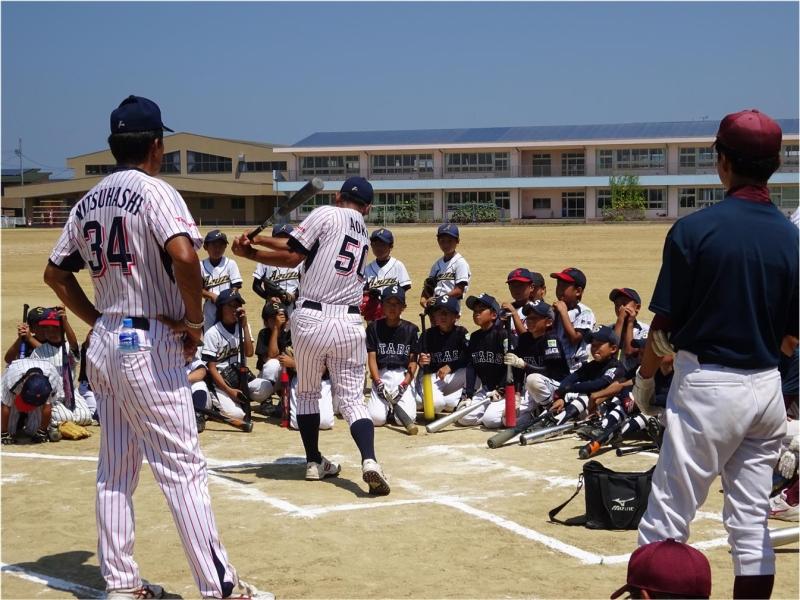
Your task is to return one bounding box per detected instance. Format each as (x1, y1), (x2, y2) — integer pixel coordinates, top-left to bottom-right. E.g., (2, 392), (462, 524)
(769, 490), (799, 522)
(107, 584), (165, 599)
(203, 579), (274, 600)
(305, 456), (341, 481)
(362, 459), (391, 496)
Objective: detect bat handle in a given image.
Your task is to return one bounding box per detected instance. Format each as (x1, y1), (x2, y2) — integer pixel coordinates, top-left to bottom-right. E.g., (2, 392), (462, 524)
(246, 225), (264, 242)
(18, 342), (26, 360)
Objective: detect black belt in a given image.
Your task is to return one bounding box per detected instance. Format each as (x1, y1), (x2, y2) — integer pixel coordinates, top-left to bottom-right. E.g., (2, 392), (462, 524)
(125, 316), (150, 330)
(303, 301), (360, 315)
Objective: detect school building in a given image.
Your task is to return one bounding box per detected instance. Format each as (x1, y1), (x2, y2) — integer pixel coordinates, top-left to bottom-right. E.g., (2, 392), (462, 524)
(271, 119), (799, 223)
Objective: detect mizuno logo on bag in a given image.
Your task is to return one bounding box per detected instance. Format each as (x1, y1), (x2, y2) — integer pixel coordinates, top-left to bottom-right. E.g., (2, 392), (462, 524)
(611, 497), (636, 511)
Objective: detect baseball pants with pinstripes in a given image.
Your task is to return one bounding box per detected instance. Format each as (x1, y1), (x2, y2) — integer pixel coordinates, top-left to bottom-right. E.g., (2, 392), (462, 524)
(87, 315), (238, 597)
(291, 305), (370, 425)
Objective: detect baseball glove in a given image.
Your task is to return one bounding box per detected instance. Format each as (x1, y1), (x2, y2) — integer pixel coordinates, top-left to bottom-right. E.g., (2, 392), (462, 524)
(58, 421), (92, 440)
(360, 292), (383, 321)
(218, 363), (254, 389)
(422, 276), (436, 297)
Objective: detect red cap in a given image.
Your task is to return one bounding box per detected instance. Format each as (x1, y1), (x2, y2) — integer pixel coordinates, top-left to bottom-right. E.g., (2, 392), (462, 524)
(715, 109), (782, 160)
(610, 539), (711, 599)
(550, 267), (586, 288)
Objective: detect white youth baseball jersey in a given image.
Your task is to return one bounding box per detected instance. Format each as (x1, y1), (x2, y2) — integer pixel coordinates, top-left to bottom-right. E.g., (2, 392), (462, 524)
(289, 205), (369, 306)
(365, 257), (411, 293)
(50, 169), (201, 319)
(1, 358), (62, 406)
(621, 319), (650, 373)
(202, 257), (242, 327)
(428, 253), (471, 297)
(201, 322), (253, 371)
(253, 263), (300, 296)
(555, 302), (596, 372)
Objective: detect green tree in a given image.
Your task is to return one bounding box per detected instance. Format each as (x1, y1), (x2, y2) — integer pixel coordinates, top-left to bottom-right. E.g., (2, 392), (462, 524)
(603, 175), (646, 221)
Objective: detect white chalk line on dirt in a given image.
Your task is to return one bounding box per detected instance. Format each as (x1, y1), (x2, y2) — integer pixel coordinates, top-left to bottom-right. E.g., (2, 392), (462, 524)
(0, 562), (103, 598)
(2, 449), (728, 567)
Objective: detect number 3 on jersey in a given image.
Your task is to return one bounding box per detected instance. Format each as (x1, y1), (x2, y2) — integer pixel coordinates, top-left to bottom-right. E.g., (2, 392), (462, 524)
(335, 234), (368, 279)
(83, 216), (135, 277)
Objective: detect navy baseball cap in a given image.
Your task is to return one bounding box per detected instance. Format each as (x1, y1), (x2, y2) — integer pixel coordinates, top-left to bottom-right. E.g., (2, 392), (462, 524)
(586, 325), (620, 347)
(550, 267), (587, 289)
(609, 288), (642, 305)
(466, 293), (500, 314)
(340, 176), (374, 205)
(381, 285), (406, 304)
(204, 229), (228, 244)
(15, 370), (52, 413)
(715, 109), (782, 161)
(27, 307), (60, 328)
(271, 223), (294, 237)
(507, 268), (534, 283)
(215, 288), (245, 307)
(530, 272), (546, 287)
(430, 295), (460, 315)
(261, 302), (284, 320)
(437, 223), (460, 239)
(370, 228), (394, 244)
(522, 300), (554, 320)
(110, 95), (173, 134)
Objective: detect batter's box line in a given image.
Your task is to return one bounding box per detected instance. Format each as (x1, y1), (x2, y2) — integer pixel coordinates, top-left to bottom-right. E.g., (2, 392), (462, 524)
(0, 562), (103, 598)
(0, 450), (727, 566)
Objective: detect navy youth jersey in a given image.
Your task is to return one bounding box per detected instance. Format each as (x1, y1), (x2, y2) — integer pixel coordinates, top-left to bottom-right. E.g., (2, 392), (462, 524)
(366, 318), (419, 370)
(467, 326), (507, 391)
(419, 325), (469, 373)
(556, 357), (625, 397)
(515, 330), (570, 382)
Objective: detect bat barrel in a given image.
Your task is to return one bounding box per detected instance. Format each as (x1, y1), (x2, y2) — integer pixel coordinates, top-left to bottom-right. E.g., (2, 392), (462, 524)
(487, 427), (520, 449)
(615, 444), (659, 456)
(519, 422), (576, 446)
(770, 526), (799, 548)
(425, 397), (491, 433)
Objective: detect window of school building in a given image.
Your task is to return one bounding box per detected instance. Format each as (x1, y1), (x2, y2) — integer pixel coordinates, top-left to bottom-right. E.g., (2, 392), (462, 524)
(187, 151), (232, 174)
(532, 153), (551, 177)
(596, 188), (665, 211)
(770, 185), (800, 209)
(299, 156), (359, 177)
(241, 161), (287, 173)
(678, 147), (715, 172)
(561, 191), (585, 217)
(298, 192), (335, 215)
(783, 145), (799, 168)
(445, 190), (511, 219)
(561, 153), (585, 176)
(371, 154), (434, 176)
(678, 187), (725, 215)
(85, 164), (116, 176)
(371, 191), (435, 223)
(161, 151), (181, 174)
(445, 152), (509, 174)
(597, 148), (665, 172)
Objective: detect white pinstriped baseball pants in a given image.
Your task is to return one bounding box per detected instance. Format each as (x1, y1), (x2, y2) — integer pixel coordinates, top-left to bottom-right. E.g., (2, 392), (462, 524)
(638, 351), (786, 576)
(87, 315), (238, 597)
(291, 305), (370, 426)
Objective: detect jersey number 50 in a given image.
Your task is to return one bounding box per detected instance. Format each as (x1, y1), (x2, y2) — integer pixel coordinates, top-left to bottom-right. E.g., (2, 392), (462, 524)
(83, 216), (135, 277)
(335, 235), (368, 279)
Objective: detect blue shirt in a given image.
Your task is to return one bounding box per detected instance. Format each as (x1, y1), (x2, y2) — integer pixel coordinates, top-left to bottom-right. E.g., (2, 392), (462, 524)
(650, 195), (799, 369)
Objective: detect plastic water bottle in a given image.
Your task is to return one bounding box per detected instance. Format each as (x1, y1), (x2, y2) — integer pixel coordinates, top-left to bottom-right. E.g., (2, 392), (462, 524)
(118, 317), (140, 353)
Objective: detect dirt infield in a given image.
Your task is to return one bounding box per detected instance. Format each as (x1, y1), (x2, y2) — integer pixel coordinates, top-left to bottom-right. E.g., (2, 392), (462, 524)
(1, 225), (798, 599)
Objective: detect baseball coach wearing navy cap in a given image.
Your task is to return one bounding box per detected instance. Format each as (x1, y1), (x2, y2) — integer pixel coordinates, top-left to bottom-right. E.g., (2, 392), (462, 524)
(631, 109), (798, 598)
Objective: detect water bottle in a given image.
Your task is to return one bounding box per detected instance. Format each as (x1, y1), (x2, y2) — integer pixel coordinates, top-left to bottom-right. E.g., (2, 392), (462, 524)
(118, 317), (140, 353)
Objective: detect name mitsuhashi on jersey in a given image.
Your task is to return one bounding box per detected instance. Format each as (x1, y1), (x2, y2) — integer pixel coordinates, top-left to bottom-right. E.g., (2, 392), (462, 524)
(74, 186), (145, 220)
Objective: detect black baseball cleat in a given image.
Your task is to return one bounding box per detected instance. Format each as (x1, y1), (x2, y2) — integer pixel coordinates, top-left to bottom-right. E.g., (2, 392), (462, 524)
(196, 414), (206, 433)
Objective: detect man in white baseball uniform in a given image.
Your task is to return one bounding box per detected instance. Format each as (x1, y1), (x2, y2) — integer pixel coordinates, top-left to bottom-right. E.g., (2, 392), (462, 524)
(44, 95), (271, 599)
(201, 229), (243, 331)
(233, 176), (390, 495)
(632, 109), (798, 599)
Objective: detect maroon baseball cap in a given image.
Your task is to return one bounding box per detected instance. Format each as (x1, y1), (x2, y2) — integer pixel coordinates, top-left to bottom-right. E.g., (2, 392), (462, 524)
(610, 539), (711, 599)
(507, 268), (534, 283)
(550, 267), (586, 288)
(715, 109), (782, 161)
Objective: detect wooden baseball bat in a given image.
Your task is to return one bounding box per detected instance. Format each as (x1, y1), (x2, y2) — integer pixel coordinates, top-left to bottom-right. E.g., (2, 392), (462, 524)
(247, 177), (324, 241)
(425, 397), (492, 434)
(196, 407), (253, 433)
(236, 310), (252, 423)
(18, 304), (30, 359)
(503, 317), (516, 428)
(419, 312), (435, 421)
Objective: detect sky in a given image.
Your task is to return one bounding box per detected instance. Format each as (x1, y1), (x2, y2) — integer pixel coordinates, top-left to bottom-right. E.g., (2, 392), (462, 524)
(2, 1), (798, 178)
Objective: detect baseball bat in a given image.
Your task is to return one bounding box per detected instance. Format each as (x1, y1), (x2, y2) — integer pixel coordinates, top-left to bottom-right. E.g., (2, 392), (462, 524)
(425, 397), (492, 434)
(615, 444), (659, 456)
(503, 318), (516, 428)
(578, 417), (626, 460)
(247, 177), (324, 241)
(197, 407), (253, 433)
(383, 388), (418, 435)
(58, 311), (75, 410)
(419, 313), (435, 421)
(770, 526), (799, 548)
(519, 420), (578, 446)
(280, 366), (290, 428)
(18, 304), (30, 359)
(236, 310), (252, 423)
(487, 409), (536, 449)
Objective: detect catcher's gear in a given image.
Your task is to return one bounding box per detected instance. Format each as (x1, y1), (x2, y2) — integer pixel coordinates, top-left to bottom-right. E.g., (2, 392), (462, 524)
(1, 432), (15, 445)
(30, 428), (50, 444)
(503, 352), (525, 369)
(632, 367), (657, 416)
(778, 435), (799, 479)
(650, 329), (676, 358)
(422, 276), (436, 297)
(58, 420), (92, 440)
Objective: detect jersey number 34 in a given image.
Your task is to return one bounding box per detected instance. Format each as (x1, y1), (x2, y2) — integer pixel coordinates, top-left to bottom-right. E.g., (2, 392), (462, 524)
(335, 234), (368, 279)
(83, 216), (135, 277)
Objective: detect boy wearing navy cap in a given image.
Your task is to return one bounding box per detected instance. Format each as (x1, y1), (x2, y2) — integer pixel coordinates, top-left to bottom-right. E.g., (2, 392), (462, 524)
(201, 229), (243, 331)
(550, 267), (596, 372)
(419, 223), (471, 310)
(252, 224), (300, 316)
(366, 286), (419, 427)
(610, 287), (650, 376)
(1, 359), (62, 444)
(457, 294), (511, 428)
(361, 228), (412, 323)
(417, 295), (469, 412)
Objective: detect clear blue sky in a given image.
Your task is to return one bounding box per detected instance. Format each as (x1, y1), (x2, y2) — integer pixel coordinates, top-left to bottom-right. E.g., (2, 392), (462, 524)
(2, 1), (798, 178)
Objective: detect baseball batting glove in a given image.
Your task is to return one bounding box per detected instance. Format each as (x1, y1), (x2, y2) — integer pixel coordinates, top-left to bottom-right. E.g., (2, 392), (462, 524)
(778, 435), (799, 479)
(487, 389), (503, 402)
(374, 380), (386, 398)
(650, 329), (676, 358)
(456, 392), (472, 411)
(503, 352), (526, 369)
(381, 386), (395, 405)
(632, 367), (658, 416)
(393, 382), (409, 403)
(1, 432), (15, 445)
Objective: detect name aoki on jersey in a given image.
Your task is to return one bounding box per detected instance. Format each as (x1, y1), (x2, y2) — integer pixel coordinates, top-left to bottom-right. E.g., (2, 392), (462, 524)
(74, 186), (145, 220)
(349, 218), (368, 238)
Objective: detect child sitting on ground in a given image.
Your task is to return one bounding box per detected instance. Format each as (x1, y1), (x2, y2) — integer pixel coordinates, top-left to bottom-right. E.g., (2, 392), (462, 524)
(550, 268), (595, 372)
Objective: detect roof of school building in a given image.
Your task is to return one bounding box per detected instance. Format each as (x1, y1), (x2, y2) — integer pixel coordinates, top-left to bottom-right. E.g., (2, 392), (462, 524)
(290, 118), (800, 148)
